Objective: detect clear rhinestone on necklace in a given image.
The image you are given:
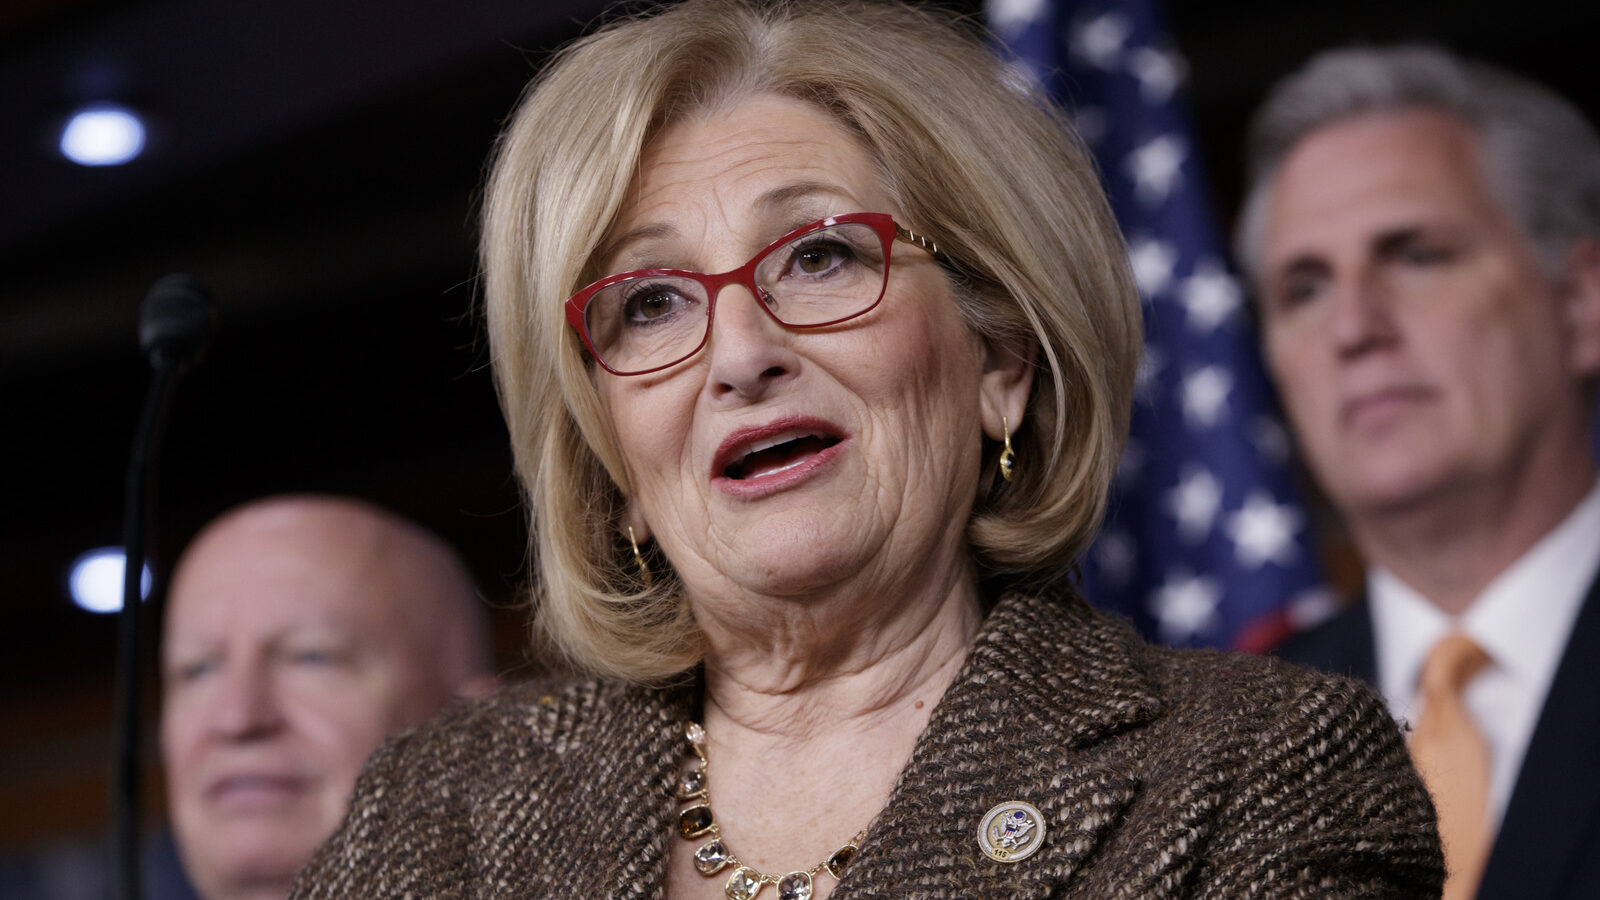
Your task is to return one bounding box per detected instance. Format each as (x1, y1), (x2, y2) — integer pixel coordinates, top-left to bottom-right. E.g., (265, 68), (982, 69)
(675, 721), (866, 899)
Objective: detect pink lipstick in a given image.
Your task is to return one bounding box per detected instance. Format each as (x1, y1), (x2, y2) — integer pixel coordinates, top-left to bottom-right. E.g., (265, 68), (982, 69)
(712, 416), (847, 498)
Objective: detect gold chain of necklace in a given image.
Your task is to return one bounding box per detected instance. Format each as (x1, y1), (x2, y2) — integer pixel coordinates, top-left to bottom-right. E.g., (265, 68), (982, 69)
(674, 721), (867, 900)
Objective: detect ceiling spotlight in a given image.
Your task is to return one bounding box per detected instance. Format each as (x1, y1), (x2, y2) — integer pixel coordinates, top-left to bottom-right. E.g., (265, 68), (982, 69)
(59, 102), (147, 166)
(69, 547), (151, 613)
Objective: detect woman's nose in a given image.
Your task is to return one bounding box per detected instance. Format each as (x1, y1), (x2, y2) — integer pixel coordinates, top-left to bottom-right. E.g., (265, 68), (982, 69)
(704, 285), (798, 402)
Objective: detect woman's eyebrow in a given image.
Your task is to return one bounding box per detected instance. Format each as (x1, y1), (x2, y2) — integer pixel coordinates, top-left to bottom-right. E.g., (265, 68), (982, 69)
(755, 181), (853, 216)
(599, 182), (857, 268)
(599, 222), (677, 267)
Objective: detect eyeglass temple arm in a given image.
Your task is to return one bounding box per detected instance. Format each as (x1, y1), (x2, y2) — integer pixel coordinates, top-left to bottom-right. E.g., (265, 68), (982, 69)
(894, 223), (946, 262)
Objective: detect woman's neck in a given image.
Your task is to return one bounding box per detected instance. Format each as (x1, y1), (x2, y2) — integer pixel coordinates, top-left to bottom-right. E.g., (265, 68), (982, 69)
(693, 554), (983, 743)
(667, 570), (980, 899)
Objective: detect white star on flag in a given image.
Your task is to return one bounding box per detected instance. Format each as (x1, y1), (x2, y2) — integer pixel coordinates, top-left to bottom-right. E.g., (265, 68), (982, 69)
(1128, 236), (1177, 298)
(1287, 588), (1339, 630)
(1226, 490), (1304, 568)
(1000, 59), (1043, 92)
(1068, 12), (1131, 70)
(1181, 365), (1232, 428)
(1178, 259), (1242, 333)
(987, 0), (1048, 33)
(1128, 46), (1187, 103)
(1126, 133), (1187, 207)
(1153, 571), (1222, 644)
(1165, 467), (1222, 543)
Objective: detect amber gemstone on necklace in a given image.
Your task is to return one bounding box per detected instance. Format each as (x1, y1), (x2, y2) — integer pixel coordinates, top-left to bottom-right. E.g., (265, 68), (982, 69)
(678, 766), (707, 798)
(825, 843), (857, 879)
(679, 803), (714, 838)
(694, 838), (730, 874)
(776, 871), (813, 900)
(725, 866), (763, 899)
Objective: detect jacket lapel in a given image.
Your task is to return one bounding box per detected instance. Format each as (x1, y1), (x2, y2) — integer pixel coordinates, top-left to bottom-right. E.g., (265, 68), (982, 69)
(478, 677), (695, 899)
(835, 591), (1161, 898)
(1478, 573), (1600, 899)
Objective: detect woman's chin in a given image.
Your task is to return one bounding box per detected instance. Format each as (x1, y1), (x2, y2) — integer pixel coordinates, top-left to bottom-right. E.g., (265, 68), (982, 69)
(698, 531), (881, 602)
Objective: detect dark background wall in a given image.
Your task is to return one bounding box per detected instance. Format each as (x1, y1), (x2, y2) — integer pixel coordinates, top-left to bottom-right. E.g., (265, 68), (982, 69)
(3, 0), (1596, 854)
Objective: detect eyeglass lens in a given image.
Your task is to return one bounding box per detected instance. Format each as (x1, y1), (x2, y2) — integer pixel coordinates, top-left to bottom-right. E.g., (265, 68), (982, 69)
(582, 221), (889, 373)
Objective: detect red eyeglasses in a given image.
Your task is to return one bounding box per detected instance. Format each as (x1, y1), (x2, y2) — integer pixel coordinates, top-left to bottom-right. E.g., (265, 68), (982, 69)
(565, 212), (944, 375)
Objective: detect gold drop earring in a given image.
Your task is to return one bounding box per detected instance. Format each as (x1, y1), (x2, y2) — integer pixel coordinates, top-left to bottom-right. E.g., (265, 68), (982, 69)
(627, 526), (653, 586)
(999, 416), (1016, 482)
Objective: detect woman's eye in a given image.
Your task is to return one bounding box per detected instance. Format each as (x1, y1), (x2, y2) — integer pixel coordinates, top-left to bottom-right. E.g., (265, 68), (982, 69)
(787, 239), (853, 277)
(621, 285), (692, 325)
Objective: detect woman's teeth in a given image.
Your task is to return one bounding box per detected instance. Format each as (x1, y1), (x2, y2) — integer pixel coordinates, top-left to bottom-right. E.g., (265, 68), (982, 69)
(724, 434), (838, 480)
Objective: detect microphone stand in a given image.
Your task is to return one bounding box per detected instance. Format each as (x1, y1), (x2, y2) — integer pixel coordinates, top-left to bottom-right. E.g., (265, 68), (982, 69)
(113, 360), (181, 900)
(114, 275), (216, 900)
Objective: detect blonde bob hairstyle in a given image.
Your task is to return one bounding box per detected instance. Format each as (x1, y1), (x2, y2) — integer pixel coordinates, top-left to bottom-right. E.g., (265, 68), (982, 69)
(482, 0), (1141, 683)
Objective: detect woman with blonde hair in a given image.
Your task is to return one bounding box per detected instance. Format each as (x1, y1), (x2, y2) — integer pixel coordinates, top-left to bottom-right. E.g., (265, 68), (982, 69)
(293, 1), (1441, 896)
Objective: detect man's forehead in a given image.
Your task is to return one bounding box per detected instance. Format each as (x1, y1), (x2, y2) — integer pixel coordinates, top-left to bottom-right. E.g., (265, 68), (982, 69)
(166, 538), (408, 642)
(1262, 110), (1498, 261)
(164, 574), (390, 645)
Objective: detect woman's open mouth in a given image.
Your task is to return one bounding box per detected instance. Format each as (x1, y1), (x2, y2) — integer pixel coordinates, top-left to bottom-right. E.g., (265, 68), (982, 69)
(723, 433), (841, 480)
(712, 417), (847, 496)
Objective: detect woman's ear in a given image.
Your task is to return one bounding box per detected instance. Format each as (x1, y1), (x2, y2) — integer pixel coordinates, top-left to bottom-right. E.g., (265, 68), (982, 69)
(978, 336), (1036, 440)
(624, 500), (651, 545)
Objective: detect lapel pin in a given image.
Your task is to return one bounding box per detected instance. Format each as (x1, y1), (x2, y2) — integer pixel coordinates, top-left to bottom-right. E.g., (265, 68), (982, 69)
(978, 800), (1046, 862)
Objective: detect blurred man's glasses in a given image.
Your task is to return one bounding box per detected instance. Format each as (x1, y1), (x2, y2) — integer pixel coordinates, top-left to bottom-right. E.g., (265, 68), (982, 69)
(565, 212), (944, 376)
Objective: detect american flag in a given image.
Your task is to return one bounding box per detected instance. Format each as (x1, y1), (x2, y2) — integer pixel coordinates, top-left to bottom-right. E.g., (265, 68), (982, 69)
(986, 0), (1330, 650)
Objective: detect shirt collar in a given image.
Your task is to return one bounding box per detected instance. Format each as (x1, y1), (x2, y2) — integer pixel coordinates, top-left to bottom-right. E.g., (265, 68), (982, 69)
(1466, 480), (1600, 693)
(1370, 479), (1600, 721)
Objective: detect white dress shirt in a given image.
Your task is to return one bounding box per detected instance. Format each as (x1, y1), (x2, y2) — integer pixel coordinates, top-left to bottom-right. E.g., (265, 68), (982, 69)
(1370, 480), (1600, 833)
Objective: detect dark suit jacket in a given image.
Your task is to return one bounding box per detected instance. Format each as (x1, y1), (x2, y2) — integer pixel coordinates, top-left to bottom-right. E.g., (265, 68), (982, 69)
(1275, 575), (1600, 900)
(292, 590), (1441, 898)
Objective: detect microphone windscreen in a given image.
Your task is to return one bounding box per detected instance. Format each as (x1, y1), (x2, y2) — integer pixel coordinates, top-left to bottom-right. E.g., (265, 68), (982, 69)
(139, 273), (217, 369)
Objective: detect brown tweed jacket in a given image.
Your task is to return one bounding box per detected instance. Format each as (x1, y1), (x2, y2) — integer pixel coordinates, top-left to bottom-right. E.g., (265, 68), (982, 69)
(291, 590), (1443, 898)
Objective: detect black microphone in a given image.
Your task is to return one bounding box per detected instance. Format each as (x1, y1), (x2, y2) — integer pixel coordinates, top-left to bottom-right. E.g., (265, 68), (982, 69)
(139, 273), (217, 372)
(115, 274), (217, 900)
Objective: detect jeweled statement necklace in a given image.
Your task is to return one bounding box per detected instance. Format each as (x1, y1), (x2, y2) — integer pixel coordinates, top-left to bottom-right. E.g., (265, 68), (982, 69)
(676, 721), (866, 900)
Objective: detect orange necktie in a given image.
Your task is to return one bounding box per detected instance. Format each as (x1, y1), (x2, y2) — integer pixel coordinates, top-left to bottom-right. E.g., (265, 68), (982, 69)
(1409, 633), (1493, 900)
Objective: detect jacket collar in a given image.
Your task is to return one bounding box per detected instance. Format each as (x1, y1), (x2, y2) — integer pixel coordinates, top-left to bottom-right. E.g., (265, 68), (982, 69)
(486, 675), (694, 897)
(507, 589), (1161, 897)
(835, 589), (1162, 897)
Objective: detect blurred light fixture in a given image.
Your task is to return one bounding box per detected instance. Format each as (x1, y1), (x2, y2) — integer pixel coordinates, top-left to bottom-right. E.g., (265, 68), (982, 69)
(59, 102), (147, 166)
(69, 547), (151, 613)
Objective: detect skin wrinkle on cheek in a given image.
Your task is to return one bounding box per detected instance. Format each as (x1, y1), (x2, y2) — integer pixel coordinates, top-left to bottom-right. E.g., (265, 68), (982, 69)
(659, 302), (979, 597)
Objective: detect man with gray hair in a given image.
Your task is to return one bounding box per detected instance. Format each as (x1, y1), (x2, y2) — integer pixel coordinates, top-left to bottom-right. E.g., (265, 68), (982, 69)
(1238, 46), (1600, 900)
